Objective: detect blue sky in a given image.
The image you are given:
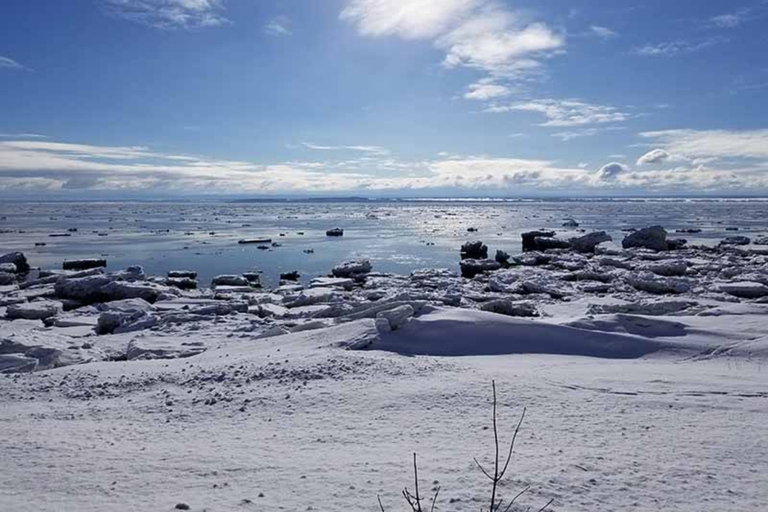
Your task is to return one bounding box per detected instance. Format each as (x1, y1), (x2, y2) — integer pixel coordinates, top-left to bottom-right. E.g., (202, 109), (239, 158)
(1, 0), (768, 197)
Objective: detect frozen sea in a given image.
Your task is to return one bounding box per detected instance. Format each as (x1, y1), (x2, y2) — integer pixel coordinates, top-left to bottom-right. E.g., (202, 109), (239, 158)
(1, 198), (767, 286)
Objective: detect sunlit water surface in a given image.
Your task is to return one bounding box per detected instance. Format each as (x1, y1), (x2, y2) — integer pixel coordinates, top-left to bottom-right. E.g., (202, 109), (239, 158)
(1, 200), (767, 287)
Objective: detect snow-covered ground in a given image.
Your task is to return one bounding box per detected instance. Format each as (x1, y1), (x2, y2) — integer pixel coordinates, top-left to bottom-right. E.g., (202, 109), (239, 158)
(2, 320), (766, 511)
(2, 225), (768, 511)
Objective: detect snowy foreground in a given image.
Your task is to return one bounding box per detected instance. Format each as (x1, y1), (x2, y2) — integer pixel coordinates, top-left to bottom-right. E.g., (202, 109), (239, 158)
(2, 230), (768, 511)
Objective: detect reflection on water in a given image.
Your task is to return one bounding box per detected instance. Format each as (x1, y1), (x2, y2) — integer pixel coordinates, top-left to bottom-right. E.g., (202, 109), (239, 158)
(1, 200), (767, 286)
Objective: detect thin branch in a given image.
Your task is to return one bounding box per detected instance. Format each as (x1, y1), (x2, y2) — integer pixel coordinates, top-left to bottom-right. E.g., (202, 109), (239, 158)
(402, 491), (417, 512)
(502, 486), (530, 512)
(536, 498), (554, 512)
(413, 453), (422, 512)
(473, 457), (495, 481)
(403, 488), (420, 512)
(499, 408), (526, 480)
(490, 380), (500, 512)
(377, 495), (386, 512)
(430, 486), (440, 512)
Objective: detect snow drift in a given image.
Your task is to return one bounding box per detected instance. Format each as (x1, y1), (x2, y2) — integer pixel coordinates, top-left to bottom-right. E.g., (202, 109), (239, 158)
(367, 308), (666, 359)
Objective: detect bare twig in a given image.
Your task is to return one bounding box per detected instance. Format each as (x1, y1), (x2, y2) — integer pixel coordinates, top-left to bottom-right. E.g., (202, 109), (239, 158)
(376, 382), (555, 512)
(536, 498), (554, 512)
(399, 453), (427, 512)
(430, 486), (440, 512)
(413, 453), (422, 512)
(502, 485), (530, 512)
(480, 381), (528, 512)
(478, 381), (546, 512)
(474, 457), (494, 481)
(490, 380), (500, 511)
(499, 408), (526, 480)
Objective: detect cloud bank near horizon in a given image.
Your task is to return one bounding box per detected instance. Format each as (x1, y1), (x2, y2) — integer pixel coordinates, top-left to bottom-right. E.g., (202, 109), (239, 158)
(2, 128), (768, 196)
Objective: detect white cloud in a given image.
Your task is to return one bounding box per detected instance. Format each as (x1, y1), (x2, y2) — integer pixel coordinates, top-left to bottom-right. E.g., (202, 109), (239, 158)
(300, 142), (390, 156)
(0, 138), (590, 194)
(691, 157), (719, 167)
(438, 14), (563, 74)
(423, 157), (588, 189)
(711, 14), (743, 28)
(0, 133), (48, 139)
(0, 177), (62, 192)
(5, 136), (768, 196)
(464, 80), (511, 100)
(633, 37), (726, 57)
(604, 164), (768, 192)
(486, 99), (630, 127)
(551, 128), (598, 141)
(636, 148), (670, 165)
(340, 0), (564, 94)
(264, 16), (291, 36)
(590, 25), (617, 39)
(0, 139), (377, 193)
(340, 0), (479, 39)
(596, 162), (628, 180)
(640, 129), (768, 160)
(0, 140), (163, 161)
(709, 5), (766, 29)
(0, 56), (28, 70)
(101, 0), (229, 29)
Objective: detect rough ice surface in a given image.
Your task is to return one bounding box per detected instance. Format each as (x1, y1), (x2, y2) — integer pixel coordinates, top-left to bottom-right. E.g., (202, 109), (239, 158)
(1, 200), (768, 511)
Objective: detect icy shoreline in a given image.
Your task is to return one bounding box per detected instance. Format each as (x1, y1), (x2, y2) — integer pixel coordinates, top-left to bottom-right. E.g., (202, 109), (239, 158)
(2, 225), (768, 372)
(2, 226), (768, 511)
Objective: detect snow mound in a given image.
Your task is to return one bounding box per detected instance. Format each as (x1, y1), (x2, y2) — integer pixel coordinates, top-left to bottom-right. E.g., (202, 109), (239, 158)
(367, 308), (664, 359)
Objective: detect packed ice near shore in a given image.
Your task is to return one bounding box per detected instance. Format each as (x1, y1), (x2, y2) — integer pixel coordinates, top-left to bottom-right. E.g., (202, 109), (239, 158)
(2, 201), (768, 511)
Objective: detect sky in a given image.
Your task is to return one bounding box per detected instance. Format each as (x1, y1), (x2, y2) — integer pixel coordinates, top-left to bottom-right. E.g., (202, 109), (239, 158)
(1, 0), (768, 198)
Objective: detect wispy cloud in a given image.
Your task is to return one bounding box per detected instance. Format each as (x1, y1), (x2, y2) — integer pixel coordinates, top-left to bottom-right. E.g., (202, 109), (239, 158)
(711, 13), (745, 28)
(729, 72), (768, 94)
(709, 3), (768, 28)
(0, 138), (587, 193)
(485, 99), (630, 127)
(264, 16), (292, 36)
(3, 136), (768, 195)
(464, 80), (512, 100)
(732, 81), (768, 94)
(640, 129), (768, 159)
(0, 139), (375, 193)
(590, 25), (617, 39)
(552, 126), (625, 141)
(0, 56), (29, 71)
(340, 0), (479, 40)
(101, 0), (229, 29)
(632, 37), (727, 57)
(0, 133), (48, 139)
(300, 142), (390, 156)
(341, 0), (564, 96)
(551, 128), (599, 141)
